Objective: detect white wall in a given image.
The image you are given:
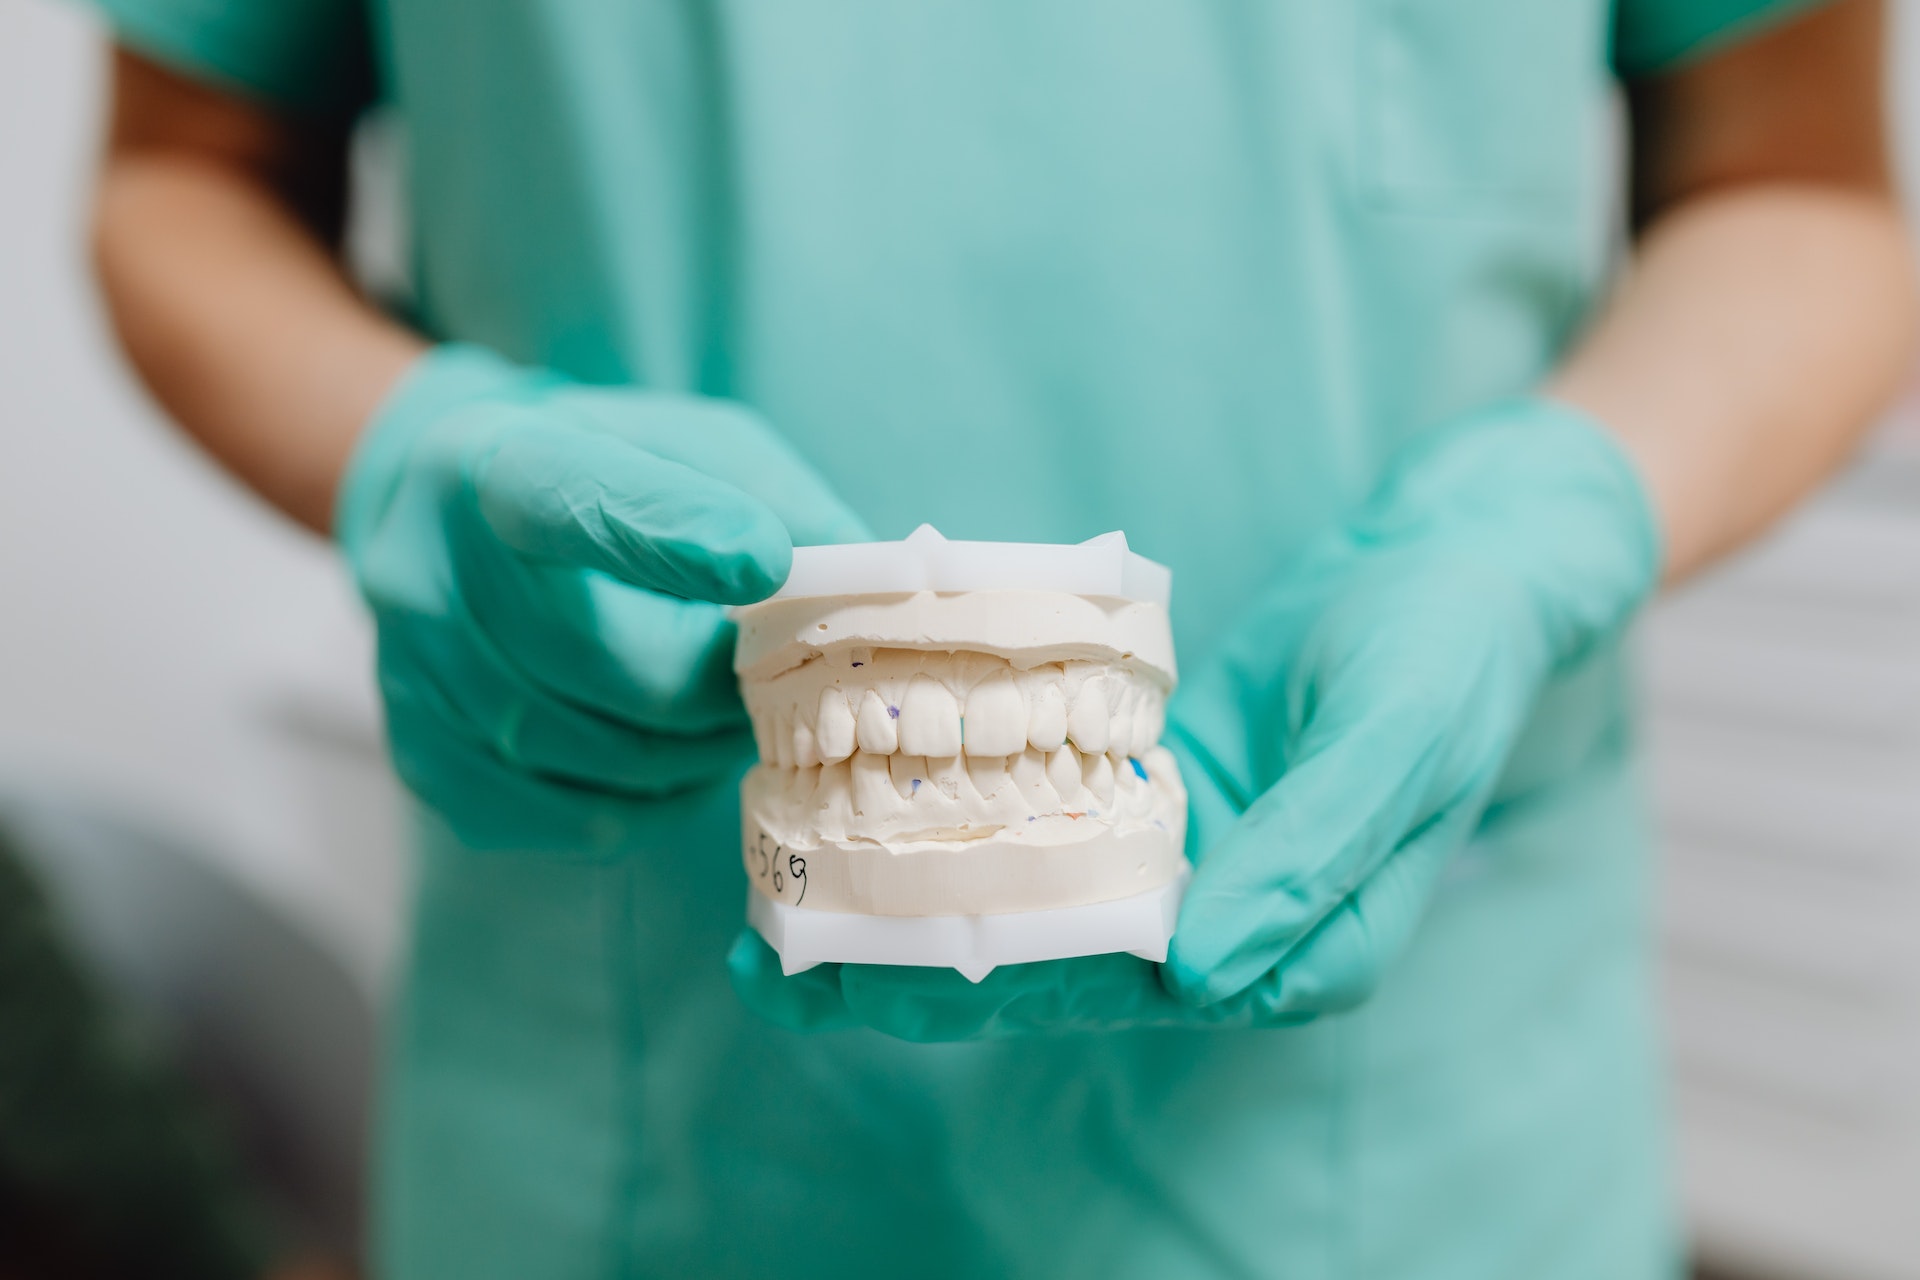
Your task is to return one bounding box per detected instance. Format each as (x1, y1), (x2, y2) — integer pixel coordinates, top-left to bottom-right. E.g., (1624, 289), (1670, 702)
(0, 0), (402, 987)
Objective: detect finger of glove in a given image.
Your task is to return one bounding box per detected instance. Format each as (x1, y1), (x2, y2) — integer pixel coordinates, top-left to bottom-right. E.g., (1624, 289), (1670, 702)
(459, 548), (749, 736)
(558, 392), (874, 548)
(471, 418), (793, 603)
(379, 615), (754, 798)
(1219, 803), (1475, 1021)
(725, 936), (867, 1033)
(1165, 695), (1453, 1007)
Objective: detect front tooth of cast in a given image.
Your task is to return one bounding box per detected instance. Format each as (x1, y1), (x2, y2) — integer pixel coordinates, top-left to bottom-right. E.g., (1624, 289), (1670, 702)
(899, 676), (963, 758)
(851, 752), (895, 819)
(814, 689), (857, 764)
(792, 717), (821, 768)
(1082, 750), (1116, 809)
(889, 753), (928, 802)
(1012, 748), (1057, 811)
(856, 690), (899, 756)
(1027, 680), (1067, 752)
(964, 674), (1027, 757)
(927, 755), (967, 803)
(751, 712), (775, 765)
(1067, 676), (1111, 755)
(966, 754), (1010, 800)
(1047, 745), (1085, 806)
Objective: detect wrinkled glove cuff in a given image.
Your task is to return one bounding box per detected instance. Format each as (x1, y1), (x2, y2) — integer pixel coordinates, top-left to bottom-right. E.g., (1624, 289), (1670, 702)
(1366, 397), (1666, 670)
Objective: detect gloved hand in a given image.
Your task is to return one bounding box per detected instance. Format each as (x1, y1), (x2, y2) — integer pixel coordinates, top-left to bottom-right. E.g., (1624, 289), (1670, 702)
(729, 399), (1661, 1040)
(337, 345), (868, 850)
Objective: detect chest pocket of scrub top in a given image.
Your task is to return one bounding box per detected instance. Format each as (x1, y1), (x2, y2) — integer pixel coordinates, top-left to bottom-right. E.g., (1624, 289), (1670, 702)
(1360, 0), (1605, 215)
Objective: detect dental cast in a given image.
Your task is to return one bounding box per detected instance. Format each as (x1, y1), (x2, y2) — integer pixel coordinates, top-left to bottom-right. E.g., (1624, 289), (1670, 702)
(735, 588), (1186, 917)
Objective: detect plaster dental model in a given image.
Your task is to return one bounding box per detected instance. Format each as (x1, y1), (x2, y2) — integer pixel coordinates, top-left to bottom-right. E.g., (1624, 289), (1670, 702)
(733, 526), (1187, 980)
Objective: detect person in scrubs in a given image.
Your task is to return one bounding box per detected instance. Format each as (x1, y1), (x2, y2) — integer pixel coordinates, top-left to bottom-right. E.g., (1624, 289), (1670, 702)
(88, 0), (1913, 1275)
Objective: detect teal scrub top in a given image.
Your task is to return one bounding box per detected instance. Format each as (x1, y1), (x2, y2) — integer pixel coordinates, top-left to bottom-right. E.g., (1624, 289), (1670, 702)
(98, 2), (1821, 1276)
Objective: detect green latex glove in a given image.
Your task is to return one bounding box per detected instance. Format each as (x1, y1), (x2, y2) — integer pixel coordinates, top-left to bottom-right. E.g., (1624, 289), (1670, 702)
(338, 345), (869, 850)
(729, 400), (1662, 1040)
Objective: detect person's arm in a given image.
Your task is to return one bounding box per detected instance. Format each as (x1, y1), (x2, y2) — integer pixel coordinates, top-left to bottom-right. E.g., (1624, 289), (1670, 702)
(91, 49), (422, 533)
(1551, 0), (1916, 581)
(91, 41), (871, 854)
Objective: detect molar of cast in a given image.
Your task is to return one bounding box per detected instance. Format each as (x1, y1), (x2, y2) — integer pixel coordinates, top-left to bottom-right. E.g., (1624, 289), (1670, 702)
(1026, 681), (1067, 752)
(772, 706), (795, 768)
(751, 712), (775, 766)
(1118, 756), (1154, 819)
(899, 676), (962, 758)
(1066, 675), (1110, 755)
(963, 673), (1026, 757)
(814, 688), (857, 765)
(1136, 692), (1166, 751)
(787, 761), (820, 797)
(856, 689), (898, 756)
(814, 759), (852, 816)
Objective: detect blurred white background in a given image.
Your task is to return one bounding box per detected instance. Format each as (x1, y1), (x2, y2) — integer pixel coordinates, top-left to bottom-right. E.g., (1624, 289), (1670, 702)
(1, 1), (1917, 1274)
(0, 0), (403, 990)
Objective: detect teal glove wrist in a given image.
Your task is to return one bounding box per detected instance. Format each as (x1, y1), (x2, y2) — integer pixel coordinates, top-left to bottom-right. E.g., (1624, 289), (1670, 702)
(1161, 398), (1661, 1011)
(728, 398), (1660, 1040)
(335, 345), (563, 560)
(341, 345), (871, 852)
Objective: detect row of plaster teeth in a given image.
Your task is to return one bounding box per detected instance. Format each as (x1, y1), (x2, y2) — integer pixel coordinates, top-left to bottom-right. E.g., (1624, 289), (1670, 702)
(771, 744), (1164, 819)
(751, 671), (1166, 769)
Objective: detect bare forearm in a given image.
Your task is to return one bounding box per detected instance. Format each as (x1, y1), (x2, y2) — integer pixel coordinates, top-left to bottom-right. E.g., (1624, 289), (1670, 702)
(1552, 186), (1915, 581)
(91, 53), (421, 533)
(1550, 1), (1915, 583)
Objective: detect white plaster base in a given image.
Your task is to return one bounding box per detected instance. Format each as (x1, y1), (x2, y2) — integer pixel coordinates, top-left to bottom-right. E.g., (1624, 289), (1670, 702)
(747, 868), (1187, 983)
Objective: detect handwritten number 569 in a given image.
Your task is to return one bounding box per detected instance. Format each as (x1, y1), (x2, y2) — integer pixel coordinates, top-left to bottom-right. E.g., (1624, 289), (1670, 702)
(748, 833), (807, 906)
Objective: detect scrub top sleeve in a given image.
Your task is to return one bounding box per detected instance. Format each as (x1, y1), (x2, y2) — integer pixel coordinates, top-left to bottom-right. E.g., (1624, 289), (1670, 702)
(1613, 0), (1834, 76)
(87, 0), (374, 118)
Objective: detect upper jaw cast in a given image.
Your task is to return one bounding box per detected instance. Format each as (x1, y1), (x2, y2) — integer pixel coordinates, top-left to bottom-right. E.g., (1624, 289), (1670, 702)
(745, 647), (1169, 771)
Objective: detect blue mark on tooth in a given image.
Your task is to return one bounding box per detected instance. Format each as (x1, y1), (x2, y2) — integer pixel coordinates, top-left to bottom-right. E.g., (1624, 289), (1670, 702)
(1128, 757), (1148, 781)
(887, 705), (899, 719)
(910, 778), (921, 795)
